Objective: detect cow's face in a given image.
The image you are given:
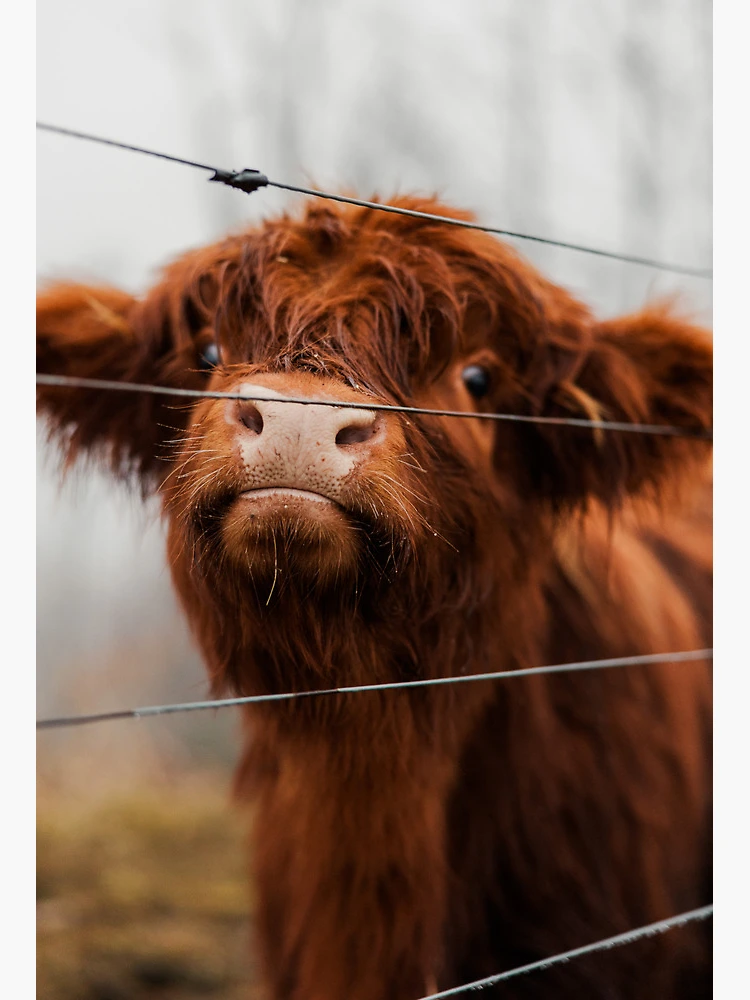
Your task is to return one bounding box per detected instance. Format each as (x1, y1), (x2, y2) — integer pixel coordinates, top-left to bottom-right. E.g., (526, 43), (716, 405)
(163, 326), (524, 605)
(37, 197), (713, 651)
(158, 212), (576, 618)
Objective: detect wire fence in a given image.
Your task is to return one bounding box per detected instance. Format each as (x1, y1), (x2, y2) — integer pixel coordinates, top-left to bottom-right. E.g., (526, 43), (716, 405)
(36, 120), (714, 999)
(418, 905), (713, 999)
(36, 373), (713, 440)
(36, 122), (713, 278)
(36, 649), (712, 730)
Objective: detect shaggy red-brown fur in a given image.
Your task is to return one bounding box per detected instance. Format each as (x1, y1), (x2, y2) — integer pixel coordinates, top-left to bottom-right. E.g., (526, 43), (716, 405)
(37, 197), (712, 1000)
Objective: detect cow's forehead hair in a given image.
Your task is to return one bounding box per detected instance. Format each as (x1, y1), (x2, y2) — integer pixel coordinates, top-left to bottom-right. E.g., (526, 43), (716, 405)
(150, 195), (588, 392)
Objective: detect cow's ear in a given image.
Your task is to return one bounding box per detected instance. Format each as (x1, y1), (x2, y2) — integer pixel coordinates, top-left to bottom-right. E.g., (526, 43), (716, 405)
(512, 306), (713, 509)
(37, 280), (212, 490)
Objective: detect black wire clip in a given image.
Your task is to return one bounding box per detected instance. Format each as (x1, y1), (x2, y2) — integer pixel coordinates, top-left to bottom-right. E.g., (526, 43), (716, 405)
(209, 168), (269, 194)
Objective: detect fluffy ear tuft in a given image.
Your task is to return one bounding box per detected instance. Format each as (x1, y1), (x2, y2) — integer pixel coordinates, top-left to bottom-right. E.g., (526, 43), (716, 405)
(515, 305), (713, 510)
(37, 282), (207, 489)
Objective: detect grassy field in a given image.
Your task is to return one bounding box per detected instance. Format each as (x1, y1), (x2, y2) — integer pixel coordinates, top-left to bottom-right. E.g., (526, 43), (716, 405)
(37, 776), (263, 1000)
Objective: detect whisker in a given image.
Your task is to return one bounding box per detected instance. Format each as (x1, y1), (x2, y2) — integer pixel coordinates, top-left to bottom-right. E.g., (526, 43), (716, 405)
(266, 530), (279, 606)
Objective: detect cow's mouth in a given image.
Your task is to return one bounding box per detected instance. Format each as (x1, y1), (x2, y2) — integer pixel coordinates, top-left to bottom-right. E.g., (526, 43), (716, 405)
(232, 486), (347, 526)
(222, 484), (351, 547)
(238, 486), (339, 507)
(214, 482), (361, 589)
(184, 476), (414, 594)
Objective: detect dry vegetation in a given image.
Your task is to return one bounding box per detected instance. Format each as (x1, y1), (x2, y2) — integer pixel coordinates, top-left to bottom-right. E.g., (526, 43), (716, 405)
(37, 778), (261, 1000)
(37, 698), (261, 1000)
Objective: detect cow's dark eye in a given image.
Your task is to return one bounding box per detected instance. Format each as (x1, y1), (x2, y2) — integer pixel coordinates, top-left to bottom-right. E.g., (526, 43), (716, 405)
(199, 342), (220, 371)
(461, 364), (492, 400)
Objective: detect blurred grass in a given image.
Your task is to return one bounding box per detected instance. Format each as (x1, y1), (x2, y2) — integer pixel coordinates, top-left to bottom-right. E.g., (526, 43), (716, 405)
(37, 775), (263, 1000)
(36, 590), (260, 997)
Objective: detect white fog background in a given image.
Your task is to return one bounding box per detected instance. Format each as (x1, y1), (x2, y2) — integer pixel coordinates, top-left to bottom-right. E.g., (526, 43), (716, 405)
(36, 0), (712, 785)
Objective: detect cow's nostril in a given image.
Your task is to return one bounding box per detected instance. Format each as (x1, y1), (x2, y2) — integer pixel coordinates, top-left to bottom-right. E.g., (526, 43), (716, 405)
(239, 402), (264, 435)
(335, 421), (376, 447)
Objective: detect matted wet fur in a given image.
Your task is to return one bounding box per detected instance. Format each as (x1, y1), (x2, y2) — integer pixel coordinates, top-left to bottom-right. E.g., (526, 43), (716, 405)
(37, 197), (712, 1000)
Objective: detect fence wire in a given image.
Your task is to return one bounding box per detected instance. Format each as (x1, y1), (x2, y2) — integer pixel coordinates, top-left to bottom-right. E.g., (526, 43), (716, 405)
(417, 905), (713, 999)
(36, 374), (713, 440)
(36, 121), (712, 278)
(36, 649), (711, 730)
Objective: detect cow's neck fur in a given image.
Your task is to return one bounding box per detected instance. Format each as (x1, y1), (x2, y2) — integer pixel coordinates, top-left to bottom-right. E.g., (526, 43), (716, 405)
(170, 517), (549, 1000)
(168, 501), (711, 1000)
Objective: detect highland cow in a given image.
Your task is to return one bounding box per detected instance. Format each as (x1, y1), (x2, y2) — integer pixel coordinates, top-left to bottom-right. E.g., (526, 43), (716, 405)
(37, 197), (712, 1000)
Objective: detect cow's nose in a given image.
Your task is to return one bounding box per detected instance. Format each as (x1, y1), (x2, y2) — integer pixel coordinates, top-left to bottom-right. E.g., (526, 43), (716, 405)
(235, 396), (380, 448)
(229, 383), (384, 494)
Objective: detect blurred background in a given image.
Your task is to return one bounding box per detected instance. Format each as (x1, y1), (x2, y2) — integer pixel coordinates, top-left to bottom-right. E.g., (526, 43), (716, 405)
(37, 1), (711, 996)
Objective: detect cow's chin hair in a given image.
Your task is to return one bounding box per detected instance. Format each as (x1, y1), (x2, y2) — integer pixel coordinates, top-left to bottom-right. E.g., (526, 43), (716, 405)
(166, 475), (425, 608)
(218, 495), (363, 587)
(191, 489), (423, 601)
